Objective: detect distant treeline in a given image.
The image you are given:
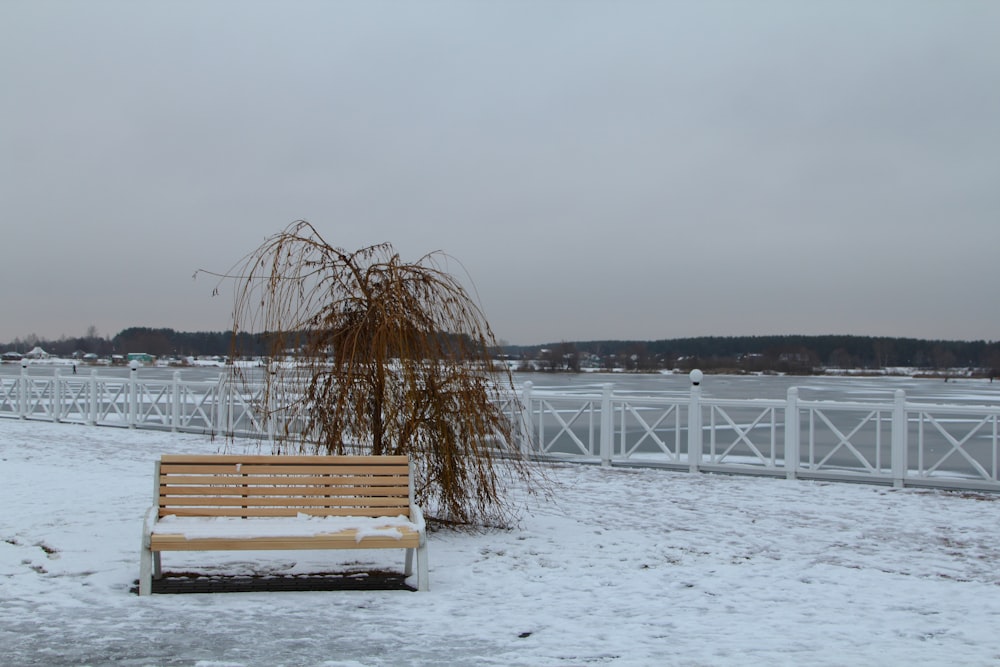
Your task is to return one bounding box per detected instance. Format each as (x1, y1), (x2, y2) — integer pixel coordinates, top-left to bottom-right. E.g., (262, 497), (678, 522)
(503, 335), (1000, 375)
(1, 327), (485, 361)
(3, 329), (999, 375)
(2, 327), (250, 359)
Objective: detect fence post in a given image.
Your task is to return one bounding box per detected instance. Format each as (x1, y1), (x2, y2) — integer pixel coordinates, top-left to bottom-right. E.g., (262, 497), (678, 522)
(216, 373), (231, 436)
(599, 383), (614, 467)
(688, 370), (703, 473)
(891, 389), (907, 488)
(171, 371), (181, 432)
(53, 368), (62, 422)
(785, 387), (800, 480)
(128, 360), (139, 428)
(88, 369), (98, 425)
(266, 366), (277, 449)
(19, 360), (28, 419)
(519, 381), (533, 456)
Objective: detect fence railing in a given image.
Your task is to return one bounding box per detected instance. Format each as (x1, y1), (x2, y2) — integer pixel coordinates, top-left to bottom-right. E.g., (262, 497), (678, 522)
(516, 379), (1000, 492)
(2, 368), (999, 492)
(0, 368), (264, 436)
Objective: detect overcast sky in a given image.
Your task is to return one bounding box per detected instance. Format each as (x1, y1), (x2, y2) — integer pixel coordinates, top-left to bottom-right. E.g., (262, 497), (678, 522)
(2, 1), (998, 346)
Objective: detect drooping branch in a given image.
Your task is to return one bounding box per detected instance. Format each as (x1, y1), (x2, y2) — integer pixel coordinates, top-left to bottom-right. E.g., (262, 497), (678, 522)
(208, 220), (537, 527)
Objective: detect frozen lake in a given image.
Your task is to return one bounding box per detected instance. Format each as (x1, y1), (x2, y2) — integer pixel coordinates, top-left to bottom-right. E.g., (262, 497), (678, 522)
(519, 371), (1000, 405)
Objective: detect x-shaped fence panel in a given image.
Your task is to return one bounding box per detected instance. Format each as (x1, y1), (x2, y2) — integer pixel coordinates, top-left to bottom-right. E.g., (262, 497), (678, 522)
(804, 407), (892, 475)
(136, 382), (172, 426)
(175, 383), (216, 431)
(705, 402), (781, 469)
(531, 396), (599, 456)
(914, 410), (999, 483)
(0, 377), (22, 414)
(24, 377), (56, 420)
(226, 384), (268, 435)
(93, 380), (129, 424)
(60, 379), (91, 422)
(616, 400), (682, 462)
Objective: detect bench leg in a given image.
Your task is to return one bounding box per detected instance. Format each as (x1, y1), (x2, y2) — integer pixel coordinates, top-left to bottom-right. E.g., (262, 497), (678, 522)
(415, 543), (429, 592)
(404, 545), (428, 591)
(153, 552), (162, 579)
(139, 544), (153, 596)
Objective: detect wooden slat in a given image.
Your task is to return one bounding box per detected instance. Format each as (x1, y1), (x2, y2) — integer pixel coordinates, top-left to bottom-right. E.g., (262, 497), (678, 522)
(160, 495), (409, 508)
(161, 486), (408, 497)
(158, 506), (407, 518)
(159, 454), (410, 464)
(159, 463), (409, 476)
(150, 530), (421, 552)
(158, 474), (407, 486)
(160, 462), (409, 471)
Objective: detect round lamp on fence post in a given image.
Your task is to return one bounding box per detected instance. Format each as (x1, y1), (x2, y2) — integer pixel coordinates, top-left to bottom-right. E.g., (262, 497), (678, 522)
(687, 369), (703, 472)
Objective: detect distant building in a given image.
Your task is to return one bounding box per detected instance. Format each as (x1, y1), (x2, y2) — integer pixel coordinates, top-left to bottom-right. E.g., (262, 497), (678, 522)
(126, 353), (156, 365)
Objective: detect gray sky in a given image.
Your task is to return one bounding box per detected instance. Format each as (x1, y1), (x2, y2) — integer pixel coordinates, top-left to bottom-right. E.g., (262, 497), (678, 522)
(2, 1), (998, 346)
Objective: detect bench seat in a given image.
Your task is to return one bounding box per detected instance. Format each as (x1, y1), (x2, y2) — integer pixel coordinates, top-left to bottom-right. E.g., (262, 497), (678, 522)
(149, 515), (422, 549)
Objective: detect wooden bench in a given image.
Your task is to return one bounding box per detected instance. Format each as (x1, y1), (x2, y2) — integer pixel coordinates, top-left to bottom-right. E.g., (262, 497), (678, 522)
(139, 454), (428, 594)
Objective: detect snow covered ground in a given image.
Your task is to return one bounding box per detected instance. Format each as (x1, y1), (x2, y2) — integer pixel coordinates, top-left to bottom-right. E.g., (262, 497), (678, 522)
(2, 419), (999, 666)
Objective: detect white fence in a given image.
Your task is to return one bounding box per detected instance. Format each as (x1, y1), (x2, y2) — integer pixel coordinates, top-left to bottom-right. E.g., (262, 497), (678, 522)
(0, 368), (267, 436)
(516, 378), (1000, 492)
(2, 368), (999, 493)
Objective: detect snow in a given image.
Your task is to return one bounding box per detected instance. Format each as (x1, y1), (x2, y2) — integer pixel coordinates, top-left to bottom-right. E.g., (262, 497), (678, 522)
(2, 419), (1000, 666)
(153, 515), (420, 542)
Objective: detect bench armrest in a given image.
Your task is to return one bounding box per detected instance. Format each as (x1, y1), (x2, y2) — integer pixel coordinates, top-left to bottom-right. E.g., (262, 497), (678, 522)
(409, 503), (427, 536)
(141, 505), (159, 545)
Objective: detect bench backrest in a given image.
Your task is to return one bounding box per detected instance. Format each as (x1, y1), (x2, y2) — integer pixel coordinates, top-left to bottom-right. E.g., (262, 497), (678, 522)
(155, 454), (413, 519)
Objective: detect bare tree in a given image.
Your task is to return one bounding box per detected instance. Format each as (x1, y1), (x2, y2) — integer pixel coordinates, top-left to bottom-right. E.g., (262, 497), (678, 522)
(205, 221), (538, 528)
